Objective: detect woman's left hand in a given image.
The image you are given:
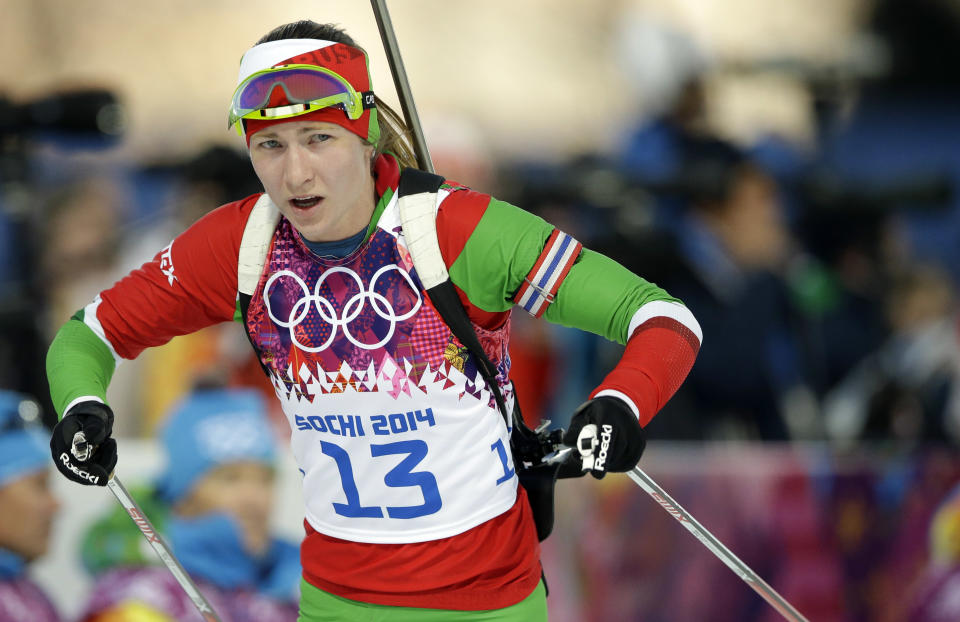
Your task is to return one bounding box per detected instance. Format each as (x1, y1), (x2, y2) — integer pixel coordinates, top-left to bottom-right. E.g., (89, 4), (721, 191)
(560, 396), (646, 480)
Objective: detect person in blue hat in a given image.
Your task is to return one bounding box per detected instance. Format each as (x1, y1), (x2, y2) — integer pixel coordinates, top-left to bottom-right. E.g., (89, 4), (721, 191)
(0, 390), (62, 622)
(77, 388), (300, 622)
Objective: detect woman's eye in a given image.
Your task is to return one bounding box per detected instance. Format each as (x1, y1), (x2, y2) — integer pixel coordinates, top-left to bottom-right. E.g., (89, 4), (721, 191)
(311, 133), (331, 143)
(258, 139), (280, 149)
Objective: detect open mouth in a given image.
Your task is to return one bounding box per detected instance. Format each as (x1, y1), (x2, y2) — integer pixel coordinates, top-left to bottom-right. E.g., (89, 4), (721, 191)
(289, 195), (322, 209)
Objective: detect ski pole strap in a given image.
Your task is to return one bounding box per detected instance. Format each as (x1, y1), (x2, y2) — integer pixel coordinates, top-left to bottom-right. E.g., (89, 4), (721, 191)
(397, 168), (510, 428)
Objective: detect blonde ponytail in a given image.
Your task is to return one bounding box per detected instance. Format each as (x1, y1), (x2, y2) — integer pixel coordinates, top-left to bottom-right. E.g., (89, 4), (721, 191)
(372, 96), (419, 170)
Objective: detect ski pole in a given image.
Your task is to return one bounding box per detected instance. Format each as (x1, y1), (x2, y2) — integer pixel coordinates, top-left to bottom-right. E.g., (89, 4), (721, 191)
(72, 431), (222, 622)
(369, 0), (434, 172)
(557, 432), (808, 622)
(627, 466), (809, 622)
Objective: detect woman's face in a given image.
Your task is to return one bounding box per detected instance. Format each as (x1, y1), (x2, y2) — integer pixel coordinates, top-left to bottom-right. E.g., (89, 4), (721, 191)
(0, 470), (59, 562)
(248, 120), (376, 243)
(175, 462), (275, 556)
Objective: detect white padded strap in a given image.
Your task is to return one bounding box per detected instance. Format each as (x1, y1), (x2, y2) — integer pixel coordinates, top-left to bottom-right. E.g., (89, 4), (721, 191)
(397, 190), (447, 289)
(238, 194), (281, 295)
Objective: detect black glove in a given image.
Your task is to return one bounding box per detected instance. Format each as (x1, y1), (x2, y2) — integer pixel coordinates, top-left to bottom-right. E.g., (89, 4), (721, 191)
(560, 396), (646, 479)
(50, 401), (117, 486)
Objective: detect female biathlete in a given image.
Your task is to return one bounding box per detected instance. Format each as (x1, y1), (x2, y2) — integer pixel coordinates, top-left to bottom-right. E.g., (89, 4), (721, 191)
(47, 20), (702, 621)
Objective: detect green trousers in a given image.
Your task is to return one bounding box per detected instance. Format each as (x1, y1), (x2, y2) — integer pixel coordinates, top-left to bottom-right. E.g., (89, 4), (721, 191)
(298, 579), (548, 622)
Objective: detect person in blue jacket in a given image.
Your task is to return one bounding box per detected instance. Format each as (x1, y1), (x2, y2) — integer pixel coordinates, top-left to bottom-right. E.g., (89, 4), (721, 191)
(0, 390), (62, 622)
(77, 388), (300, 622)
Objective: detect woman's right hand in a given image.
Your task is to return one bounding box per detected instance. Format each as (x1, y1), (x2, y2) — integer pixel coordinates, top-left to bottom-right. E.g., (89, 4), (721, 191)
(50, 400), (117, 486)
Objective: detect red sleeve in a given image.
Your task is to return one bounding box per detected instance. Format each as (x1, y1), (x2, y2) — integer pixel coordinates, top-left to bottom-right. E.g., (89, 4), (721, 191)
(96, 195), (258, 360)
(591, 317), (701, 427)
(435, 187), (509, 330)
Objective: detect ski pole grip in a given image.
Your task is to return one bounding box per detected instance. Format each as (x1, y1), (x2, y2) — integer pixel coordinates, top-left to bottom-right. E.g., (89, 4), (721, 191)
(71, 430), (93, 462)
(577, 424), (599, 471)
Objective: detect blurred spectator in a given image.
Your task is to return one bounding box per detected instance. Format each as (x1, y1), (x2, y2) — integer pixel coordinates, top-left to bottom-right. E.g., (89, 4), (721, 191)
(652, 138), (809, 440)
(793, 168), (926, 400)
(125, 145), (263, 267)
(40, 178), (125, 331)
(615, 10), (711, 185)
(619, 75), (710, 191)
(78, 389), (300, 622)
(0, 390), (61, 622)
(0, 202), (51, 425)
(39, 177), (151, 436)
(613, 11), (717, 245)
(823, 264), (960, 446)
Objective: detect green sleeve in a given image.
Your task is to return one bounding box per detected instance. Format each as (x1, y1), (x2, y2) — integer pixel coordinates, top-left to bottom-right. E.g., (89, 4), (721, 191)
(447, 198), (552, 312)
(447, 197), (681, 345)
(46, 315), (117, 419)
(544, 249), (680, 344)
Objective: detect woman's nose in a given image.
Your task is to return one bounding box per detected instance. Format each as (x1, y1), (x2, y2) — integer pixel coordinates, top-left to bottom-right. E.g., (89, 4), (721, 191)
(283, 145), (314, 191)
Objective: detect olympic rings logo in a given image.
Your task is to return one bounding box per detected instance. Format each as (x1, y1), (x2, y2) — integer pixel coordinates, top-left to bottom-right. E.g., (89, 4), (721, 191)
(263, 264), (421, 352)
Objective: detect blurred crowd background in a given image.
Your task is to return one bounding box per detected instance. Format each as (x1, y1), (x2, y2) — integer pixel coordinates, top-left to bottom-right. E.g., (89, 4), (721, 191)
(3, 0), (960, 620)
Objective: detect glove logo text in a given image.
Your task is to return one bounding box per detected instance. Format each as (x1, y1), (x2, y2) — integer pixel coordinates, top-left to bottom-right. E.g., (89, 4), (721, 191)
(59, 452), (100, 484)
(594, 424), (613, 471)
